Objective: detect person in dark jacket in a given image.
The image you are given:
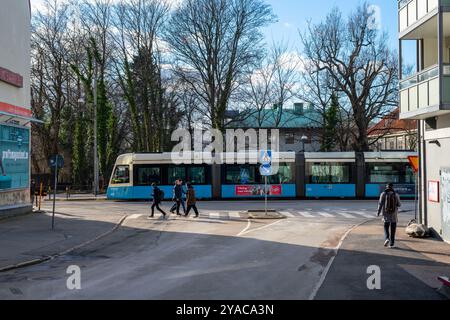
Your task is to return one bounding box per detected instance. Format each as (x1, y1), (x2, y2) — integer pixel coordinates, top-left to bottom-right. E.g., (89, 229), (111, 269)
(170, 179), (186, 215)
(185, 183), (199, 218)
(150, 183), (166, 219)
(377, 183), (401, 248)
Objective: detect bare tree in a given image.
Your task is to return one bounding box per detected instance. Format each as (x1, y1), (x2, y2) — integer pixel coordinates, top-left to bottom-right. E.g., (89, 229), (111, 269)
(165, 0), (276, 131)
(239, 41), (301, 128)
(31, 0), (72, 167)
(300, 3), (398, 151)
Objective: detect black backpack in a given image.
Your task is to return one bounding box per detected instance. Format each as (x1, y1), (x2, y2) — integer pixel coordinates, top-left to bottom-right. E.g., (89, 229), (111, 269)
(385, 191), (397, 214)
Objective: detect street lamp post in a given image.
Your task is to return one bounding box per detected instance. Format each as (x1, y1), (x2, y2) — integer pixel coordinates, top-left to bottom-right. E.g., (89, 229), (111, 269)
(93, 62), (99, 197)
(300, 135), (308, 152)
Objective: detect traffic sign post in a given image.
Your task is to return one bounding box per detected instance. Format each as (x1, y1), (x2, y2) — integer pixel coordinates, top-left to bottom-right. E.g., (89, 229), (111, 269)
(408, 156), (420, 221)
(260, 151), (274, 216)
(49, 155), (64, 230)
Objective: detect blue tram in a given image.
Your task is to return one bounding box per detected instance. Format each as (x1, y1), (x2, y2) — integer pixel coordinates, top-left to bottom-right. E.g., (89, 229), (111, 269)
(107, 151), (417, 200)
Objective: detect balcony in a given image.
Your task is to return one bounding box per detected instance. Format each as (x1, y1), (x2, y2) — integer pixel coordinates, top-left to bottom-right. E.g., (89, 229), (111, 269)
(399, 0), (439, 34)
(400, 64), (450, 119)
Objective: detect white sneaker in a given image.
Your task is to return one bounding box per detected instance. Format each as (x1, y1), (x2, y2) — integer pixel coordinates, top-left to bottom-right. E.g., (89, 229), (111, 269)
(389, 245), (396, 249)
(384, 240), (390, 247)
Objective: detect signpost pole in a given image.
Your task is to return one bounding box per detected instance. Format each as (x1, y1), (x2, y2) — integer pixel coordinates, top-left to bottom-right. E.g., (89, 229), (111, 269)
(265, 176), (268, 216)
(415, 173), (418, 221)
(52, 164), (57, 230)
(38, 182), (43, 212)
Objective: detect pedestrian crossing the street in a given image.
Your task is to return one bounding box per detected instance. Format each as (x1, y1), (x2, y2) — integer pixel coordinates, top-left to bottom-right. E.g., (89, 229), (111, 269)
(127, 209), (376, 222)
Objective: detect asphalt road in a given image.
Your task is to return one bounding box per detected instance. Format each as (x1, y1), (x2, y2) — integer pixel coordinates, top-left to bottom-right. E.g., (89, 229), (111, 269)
(0, 200), (415, 300)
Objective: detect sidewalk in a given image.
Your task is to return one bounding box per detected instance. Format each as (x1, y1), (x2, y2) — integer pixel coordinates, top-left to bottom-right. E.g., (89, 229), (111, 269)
(315, 215), (450, 300)
(0, 210), (125, 271)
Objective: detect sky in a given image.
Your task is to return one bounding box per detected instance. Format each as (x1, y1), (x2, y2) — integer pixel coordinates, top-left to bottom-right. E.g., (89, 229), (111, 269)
(30, 0), (400, 51)
(264, 0), (399, 51)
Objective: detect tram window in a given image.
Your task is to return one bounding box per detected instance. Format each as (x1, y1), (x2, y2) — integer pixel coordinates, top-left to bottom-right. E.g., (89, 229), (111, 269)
(367, 163), (414, 184)
(111, 166), (130, 184)
(168, 166), (186, 184)
(308, 163), (351, 184)
(188, 167), (206, 185)
(267, 164), (294, 184)
(225, 165), (257, 185)
(136, 166), (161, 186)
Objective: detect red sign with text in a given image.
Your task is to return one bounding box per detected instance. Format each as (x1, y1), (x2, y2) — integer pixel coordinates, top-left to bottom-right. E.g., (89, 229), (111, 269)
(0, 102), (32, 118)
(0, 67), (23, 88)
(235, 185), (282, 196)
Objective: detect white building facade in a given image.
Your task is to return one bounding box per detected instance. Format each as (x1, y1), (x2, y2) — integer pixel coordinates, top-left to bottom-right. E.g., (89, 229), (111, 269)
(399, 0), (450, 242)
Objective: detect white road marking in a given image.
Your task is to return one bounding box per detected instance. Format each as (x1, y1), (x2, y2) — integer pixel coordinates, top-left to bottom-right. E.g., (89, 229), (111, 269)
(209, 212), (221, 219)
(351, 212), (375, 219)
(128, 214), (143, 219)
(228, 211), (241, 218)
(336, 212), (355, 219)
(297, 211), (314, 218)
(318, 212), (334, 218)
(238, 219), (285, 237)
(237, 220), (252, 236)
(280, 211), (295, 218)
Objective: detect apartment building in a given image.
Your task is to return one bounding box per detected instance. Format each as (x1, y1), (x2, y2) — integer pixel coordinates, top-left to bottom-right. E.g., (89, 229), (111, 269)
(399, 0), (450, 241)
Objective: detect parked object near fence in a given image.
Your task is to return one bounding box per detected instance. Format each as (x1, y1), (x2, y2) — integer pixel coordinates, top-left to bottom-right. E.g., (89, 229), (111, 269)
(406, 219), (430, 238)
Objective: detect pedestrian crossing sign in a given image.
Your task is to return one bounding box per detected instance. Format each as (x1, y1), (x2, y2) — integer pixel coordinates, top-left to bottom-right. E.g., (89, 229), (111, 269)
(260, 150), (272, 165)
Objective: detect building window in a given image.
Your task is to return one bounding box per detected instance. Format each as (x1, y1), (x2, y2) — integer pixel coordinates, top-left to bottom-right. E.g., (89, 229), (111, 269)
(285, 132), (295, 145)
(387, 137), (396, 150)
(397, 136), (405, 150)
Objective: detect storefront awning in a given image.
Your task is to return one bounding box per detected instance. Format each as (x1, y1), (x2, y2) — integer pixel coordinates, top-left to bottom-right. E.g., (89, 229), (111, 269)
(0, 110), (44, 126)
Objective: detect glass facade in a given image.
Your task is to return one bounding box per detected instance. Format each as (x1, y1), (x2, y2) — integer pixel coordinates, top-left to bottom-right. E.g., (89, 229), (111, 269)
(0, 124), (30, 190)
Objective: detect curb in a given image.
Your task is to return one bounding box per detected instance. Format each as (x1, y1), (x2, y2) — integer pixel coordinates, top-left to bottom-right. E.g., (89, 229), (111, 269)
(0, 214), (129, 273)
(45, 198), (108, 202)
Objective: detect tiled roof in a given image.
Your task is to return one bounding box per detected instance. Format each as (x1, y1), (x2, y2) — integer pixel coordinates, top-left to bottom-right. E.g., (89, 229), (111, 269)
(368, 108), (417, 136)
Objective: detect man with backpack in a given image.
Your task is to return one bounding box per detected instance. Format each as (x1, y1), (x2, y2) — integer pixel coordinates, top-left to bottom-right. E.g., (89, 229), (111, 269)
(150, 183), (167, 219)
(377, 183), (402, 248)
(170, 179), (186, 216)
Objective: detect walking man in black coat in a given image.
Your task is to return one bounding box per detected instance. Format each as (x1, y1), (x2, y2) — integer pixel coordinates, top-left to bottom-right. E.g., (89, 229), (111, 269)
(150, 183), (166, 219)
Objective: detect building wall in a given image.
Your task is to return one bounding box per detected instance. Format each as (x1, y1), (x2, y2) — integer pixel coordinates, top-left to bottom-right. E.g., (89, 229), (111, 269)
(422, 114), (450, 241)
(0, 0), (30, 108)
(0, 0), (32, 214)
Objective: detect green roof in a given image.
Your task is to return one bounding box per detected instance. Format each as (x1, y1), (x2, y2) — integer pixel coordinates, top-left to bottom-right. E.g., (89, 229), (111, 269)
(228, 108), (322, 129)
